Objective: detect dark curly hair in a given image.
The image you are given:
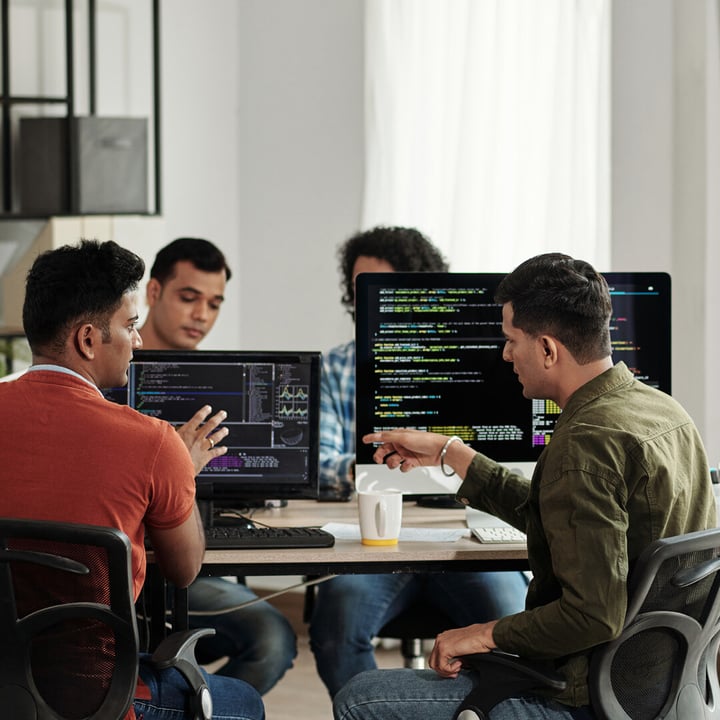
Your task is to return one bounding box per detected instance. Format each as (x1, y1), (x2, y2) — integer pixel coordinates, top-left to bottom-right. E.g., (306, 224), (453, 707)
(23, 239), (145, 355)
(338, 226), (449, 317)
(495, 252), (612, 364)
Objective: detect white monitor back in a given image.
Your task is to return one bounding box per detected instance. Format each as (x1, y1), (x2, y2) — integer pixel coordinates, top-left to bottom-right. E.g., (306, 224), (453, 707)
(355, 460), (536, 495)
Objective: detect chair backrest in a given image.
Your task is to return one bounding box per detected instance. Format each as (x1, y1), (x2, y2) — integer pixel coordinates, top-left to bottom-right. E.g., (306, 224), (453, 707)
(376, 599), (455, 668)
(589, 526), (720, 720)
(0, 517), (140, 720)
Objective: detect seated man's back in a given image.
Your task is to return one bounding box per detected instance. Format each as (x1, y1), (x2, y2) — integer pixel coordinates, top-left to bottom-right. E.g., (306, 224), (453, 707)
(0, 238), (264, 720)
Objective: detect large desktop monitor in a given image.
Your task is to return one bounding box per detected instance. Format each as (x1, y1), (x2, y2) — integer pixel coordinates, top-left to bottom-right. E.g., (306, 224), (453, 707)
(122, 349), (322, 506)
(355, 271), (671, 494)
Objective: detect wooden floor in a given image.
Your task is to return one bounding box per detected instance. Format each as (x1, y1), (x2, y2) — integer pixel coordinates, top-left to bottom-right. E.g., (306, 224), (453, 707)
(255, 584), (415, 720)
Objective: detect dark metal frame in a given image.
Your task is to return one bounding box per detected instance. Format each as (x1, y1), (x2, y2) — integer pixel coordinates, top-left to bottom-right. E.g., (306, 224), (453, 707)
(0, 0), (161, 216)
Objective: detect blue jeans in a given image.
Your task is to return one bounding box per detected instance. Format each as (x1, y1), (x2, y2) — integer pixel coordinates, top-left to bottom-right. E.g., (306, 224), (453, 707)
(309, 571), (528, 697)
(136, 655), (264, 720)
(188, 577), (297, 695)
(333, 669), (594, 720)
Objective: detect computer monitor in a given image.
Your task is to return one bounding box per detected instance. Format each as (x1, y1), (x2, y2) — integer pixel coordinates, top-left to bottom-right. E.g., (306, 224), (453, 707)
(354, 271), (671, 494)
(122, 349), (322, 506)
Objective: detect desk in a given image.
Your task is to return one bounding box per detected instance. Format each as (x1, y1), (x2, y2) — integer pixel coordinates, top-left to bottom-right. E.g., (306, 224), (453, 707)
(147, 499), (528, 646)
(198, 499), (528, 576)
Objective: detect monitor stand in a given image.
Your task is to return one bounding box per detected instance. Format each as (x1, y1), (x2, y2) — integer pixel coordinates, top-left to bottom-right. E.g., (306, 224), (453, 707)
(198, 499), (255, 528)
(197, 498), (288, 528)
(414, 494), (465, 510)
(198, 498), (214, 528)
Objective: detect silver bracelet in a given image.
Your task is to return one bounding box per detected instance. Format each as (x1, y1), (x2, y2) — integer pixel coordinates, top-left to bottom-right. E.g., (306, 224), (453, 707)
(439, 435), (464, 477)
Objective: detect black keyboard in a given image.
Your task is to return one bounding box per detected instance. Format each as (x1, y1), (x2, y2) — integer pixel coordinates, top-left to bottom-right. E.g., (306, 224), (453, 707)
(204, 525), (335, 550)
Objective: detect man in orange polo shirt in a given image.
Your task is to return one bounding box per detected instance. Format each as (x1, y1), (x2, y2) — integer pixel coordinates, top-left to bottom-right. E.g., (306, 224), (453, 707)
(0, 239), (264, 720)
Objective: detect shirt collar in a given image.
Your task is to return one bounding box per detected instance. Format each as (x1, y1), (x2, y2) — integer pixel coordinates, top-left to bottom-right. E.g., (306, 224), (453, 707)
(557, 362), (633, 428)
(26, 364), (105, 398)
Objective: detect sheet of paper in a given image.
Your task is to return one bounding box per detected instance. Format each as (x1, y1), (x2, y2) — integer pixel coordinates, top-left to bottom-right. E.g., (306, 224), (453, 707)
(321, 522), (470, 542)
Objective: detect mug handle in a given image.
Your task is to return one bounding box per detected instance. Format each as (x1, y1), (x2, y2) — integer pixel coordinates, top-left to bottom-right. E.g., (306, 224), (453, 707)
(375, 497), (386, 537)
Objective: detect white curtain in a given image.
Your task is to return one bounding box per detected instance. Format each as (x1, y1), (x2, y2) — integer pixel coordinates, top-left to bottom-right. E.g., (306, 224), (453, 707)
(362, 0), (610, 272)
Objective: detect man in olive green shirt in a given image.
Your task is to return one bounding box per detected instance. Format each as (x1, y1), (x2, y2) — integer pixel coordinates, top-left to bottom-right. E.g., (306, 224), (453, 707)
(333, 253), (715, 720)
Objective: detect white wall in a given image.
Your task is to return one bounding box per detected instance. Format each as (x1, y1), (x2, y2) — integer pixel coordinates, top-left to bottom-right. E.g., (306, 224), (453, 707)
(159, 0), (242, 349)
(233, 0), (363, 352)
(705, 2), (720, 469)
(611, 0), (720, 465)
(160, 0), (363, 354)
(611, 0), (674, 269)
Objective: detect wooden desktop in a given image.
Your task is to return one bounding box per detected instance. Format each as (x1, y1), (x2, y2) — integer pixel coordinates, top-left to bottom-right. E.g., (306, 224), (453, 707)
(198, 499), (527, 576)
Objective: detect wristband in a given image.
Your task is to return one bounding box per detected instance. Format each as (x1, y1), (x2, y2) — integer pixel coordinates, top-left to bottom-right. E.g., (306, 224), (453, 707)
(440, 435), (464, 477)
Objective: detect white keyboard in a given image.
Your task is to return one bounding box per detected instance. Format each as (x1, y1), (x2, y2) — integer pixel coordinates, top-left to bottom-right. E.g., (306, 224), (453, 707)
(472, 526), (526, 544)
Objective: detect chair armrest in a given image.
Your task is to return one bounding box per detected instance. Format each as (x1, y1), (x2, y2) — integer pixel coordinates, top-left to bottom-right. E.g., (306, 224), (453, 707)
(454, 651), (567, 720)
(461, 650), (567, 690)
(150, 628), (215, 669)
(149, 628), (215, 720)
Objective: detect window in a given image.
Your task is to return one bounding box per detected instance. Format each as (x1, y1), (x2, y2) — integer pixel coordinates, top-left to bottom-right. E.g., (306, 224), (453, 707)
(362, 0), (610, 271)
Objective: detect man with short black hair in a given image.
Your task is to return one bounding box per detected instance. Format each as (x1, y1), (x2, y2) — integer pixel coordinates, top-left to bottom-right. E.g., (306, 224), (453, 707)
(0, 239), (263, 720)
(140, 237), (297, 695)
(139, 237), (231, 350)
(334, 252), (715, 720)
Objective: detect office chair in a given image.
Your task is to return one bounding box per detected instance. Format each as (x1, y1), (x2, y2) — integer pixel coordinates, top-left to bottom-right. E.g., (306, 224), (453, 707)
(0, 517), (214, 720)
(455, 526), (720, 720)
(375, 599), (454, 668)
(304, 582), (454, 668)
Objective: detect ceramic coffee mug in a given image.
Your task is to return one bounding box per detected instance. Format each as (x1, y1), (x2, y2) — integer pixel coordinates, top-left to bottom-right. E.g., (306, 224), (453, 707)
(357, 490), (403, 546)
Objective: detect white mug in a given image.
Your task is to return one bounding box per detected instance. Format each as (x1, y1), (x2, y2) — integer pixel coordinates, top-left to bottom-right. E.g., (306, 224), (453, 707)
(357, 490), (403, 546)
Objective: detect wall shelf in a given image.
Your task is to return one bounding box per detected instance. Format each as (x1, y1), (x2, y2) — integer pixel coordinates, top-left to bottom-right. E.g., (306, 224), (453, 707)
(0, 0), (162, 218)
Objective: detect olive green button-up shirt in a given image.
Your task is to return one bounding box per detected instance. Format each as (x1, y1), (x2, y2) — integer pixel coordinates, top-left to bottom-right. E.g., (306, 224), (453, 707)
(456, 362), (716, 707)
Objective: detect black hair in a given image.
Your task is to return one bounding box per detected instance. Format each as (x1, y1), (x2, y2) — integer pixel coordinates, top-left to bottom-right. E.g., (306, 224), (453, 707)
(338, 226), (448, 316)
(23, 239), (145, 355)
(150, 237), (232, 283)
(494, 252), (612, 363)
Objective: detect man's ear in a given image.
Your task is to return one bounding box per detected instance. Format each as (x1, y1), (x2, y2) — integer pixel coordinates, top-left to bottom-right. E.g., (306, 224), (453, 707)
(146, 278), (162, 306)
(74, 323), (97, 361)
(540, 336), (559, 368)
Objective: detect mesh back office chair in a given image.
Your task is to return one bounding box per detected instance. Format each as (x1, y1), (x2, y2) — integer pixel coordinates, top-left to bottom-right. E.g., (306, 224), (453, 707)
(0, 517), (214, 720)
(456, 526), (720, 720)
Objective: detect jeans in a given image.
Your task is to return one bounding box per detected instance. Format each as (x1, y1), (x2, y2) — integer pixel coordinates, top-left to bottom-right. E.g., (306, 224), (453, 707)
(332, 669), (595, 720)
(136, 655), (264, 720)
(309, 571), (528, 697)
(187, 577), (297, 695)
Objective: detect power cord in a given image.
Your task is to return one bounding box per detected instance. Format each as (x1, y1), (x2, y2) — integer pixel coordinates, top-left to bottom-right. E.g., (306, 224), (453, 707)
(186, 573), (337, 616)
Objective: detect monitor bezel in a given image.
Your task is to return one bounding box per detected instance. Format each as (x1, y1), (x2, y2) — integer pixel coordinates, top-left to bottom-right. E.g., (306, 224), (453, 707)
(126, 349), (322, 502)
(355, 270), (672, 469)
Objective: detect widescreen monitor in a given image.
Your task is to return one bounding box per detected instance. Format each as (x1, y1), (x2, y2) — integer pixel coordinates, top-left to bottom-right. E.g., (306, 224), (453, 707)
(355, 271), (671, 494)
(122, 349), (322, 504)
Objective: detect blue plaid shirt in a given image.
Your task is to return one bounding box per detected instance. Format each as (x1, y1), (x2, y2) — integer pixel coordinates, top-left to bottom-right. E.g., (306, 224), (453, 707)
(319, 340), (356, 500)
